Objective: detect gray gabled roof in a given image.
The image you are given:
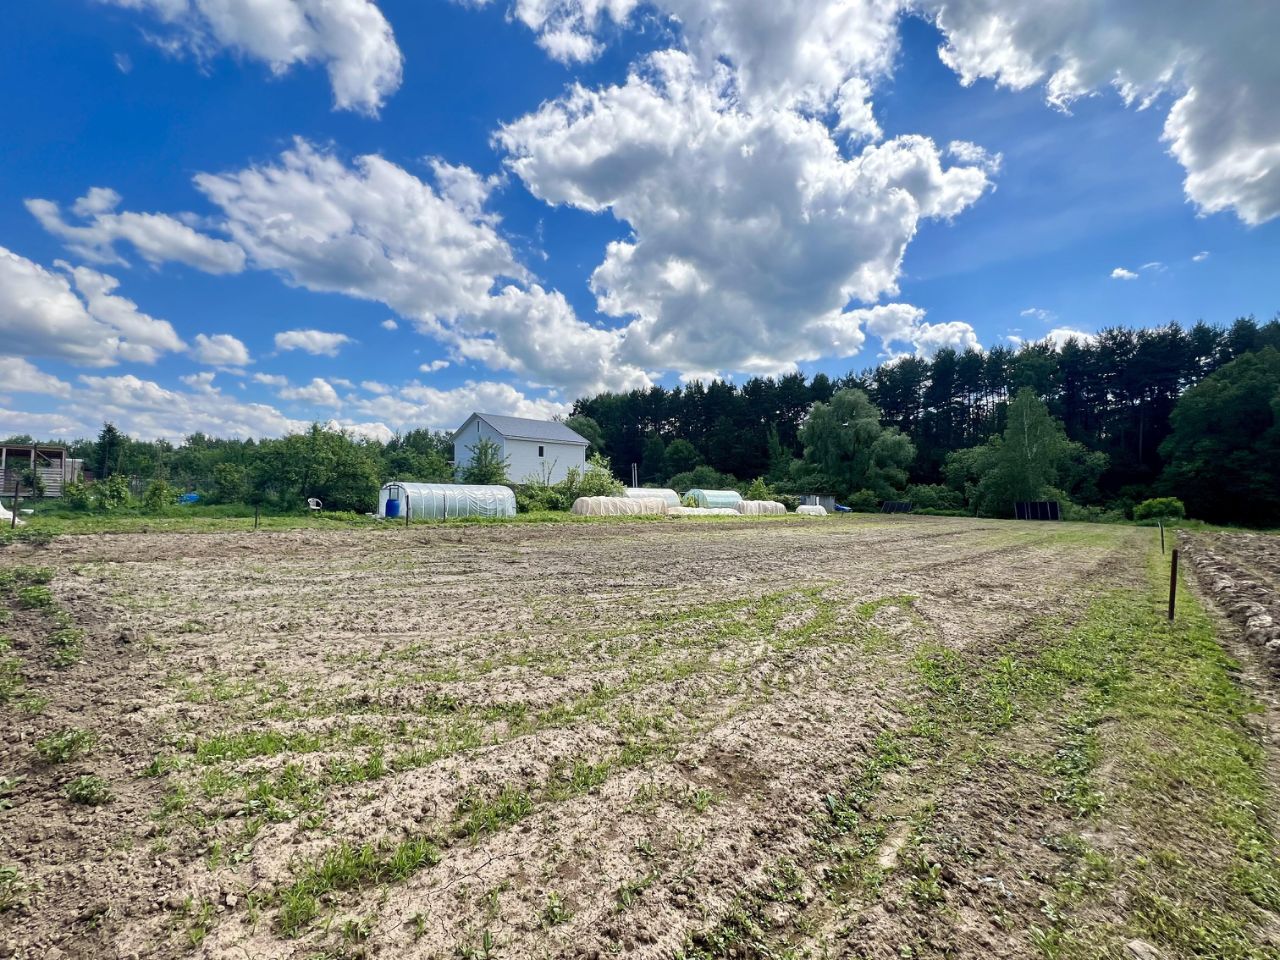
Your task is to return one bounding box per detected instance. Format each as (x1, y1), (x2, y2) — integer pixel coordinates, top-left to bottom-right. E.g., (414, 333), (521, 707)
(453, 412), (588, 445)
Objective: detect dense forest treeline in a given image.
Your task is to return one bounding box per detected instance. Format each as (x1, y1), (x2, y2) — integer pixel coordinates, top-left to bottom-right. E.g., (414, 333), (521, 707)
(573, 316), (1280, 522)
(5, 315), (1279, 525)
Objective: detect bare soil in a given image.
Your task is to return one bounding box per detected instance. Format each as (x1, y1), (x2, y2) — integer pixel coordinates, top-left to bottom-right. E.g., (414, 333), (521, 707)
(0, 516), (1223, 959)
(1181, 531), (1280, 668)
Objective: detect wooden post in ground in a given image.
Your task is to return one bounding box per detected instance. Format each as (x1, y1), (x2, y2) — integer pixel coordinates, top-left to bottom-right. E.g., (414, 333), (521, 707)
(1168, 548), (1179, 622)
(10, 484), (19, 529)
(254, 504), (260, 530)
(1159, 521), (1165, 555)
(405, 497), (411, 528)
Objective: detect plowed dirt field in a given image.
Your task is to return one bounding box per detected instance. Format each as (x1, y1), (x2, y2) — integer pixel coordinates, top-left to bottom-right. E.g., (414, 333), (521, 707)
(1, 516), (1276, 960)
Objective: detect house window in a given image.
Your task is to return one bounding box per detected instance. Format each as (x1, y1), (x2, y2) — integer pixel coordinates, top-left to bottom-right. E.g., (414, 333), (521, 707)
(538, 445), (545, 458)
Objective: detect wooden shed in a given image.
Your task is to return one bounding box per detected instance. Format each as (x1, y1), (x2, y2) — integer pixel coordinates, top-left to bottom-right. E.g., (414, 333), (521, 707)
(1, 443), (83, 498)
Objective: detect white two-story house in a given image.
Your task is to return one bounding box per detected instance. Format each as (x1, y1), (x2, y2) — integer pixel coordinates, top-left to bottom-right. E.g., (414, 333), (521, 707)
(452, 413), (589, 484)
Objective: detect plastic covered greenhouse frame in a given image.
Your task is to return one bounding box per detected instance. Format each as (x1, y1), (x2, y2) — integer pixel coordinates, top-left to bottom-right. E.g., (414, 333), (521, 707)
(378, 482), (516, 520)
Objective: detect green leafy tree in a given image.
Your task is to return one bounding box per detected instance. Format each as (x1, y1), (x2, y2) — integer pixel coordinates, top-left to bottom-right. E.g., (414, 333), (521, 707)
(249, 425), (381, 512)
(1160, 348), (1280, 525)
(990, 388), (1072, 504)
(796, 389), (915, 499)
(764, 425), (792, 483)
(663, 439), (702, 477)
(944, 389), (1107, 517)
(210, 463), (249, 504)
(638, 435), (667, 484)
(95, 422), (124, 478)
(460, 437), (510, 485)
(564, 415), (605, 458)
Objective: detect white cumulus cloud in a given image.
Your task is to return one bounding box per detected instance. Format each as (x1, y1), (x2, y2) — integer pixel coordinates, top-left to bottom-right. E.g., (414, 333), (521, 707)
(274, 329), (354, 357)
(1043, 327), (1096, 348)
(347, 379), (569, 432)
(191, 333), (251, 366)
(278, 377), (342, 407)
(77, 373), (309, 440)
(99, 0), (403, 114)
(26, 188), (245, 274)
(194, 139), (648, 394)
(0, 246), (185, 367)
(498, 51), (993, 378)
(482, 0), (1280, 225)
(919, 0), (1280, 225)
(0, 358), (72, 397)
(1111, 267), (1138, 280)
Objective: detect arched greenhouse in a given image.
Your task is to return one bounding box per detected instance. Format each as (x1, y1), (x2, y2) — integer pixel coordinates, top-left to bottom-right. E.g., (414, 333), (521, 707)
(623, 487), (681, 508)
(683, 488), (743, 509)
(378, 482), (516, 521)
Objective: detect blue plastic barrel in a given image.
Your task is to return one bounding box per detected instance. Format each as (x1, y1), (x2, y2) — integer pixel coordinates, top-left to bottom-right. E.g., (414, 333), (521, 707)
(385, 498), (401, 519)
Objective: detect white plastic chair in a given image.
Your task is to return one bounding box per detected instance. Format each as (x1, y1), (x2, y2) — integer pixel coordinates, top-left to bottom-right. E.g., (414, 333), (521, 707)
(306, 497), (323, 513)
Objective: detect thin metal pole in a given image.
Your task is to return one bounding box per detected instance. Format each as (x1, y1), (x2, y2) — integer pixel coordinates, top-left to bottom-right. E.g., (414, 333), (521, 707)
(1168, 548), (1178, 622)
(1159, 521), (1165, 555)
(405, 497), (411, 528)
(10, 485), (18, 529)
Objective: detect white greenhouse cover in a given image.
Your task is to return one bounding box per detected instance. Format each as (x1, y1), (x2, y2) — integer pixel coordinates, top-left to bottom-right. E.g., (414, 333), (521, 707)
(670, 506), (739, 516)
(796, 504), (828, 516)
(379, 482), (516, 520)
(623, 487), (681, 508)
(737, 500), (787, 516)
(0, 502), (19, 525)
(571, 496), (668, 516)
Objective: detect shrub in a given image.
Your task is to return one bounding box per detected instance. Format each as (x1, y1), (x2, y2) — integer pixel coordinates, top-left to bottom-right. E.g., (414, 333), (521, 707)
(1061, 502), (1127, 524)
(667, 465), (738, 494)
(1133, 497), (1186, 522)
(514, 454), (622, 511)
(846, 489), (881, 513)
(515, 483), (565, 513)
(95, 475), (132, 511)
(18, 469), (45, 499)
(743, 477), (778, 502)
(62, 481), (94, 511)
(904, 483), (964, 512)
(142, 479), (175, 514)
(576, 454), (625, 498)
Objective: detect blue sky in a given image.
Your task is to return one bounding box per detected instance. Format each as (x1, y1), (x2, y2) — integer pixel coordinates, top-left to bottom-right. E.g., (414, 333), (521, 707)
(1, 0), (1276, 441)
